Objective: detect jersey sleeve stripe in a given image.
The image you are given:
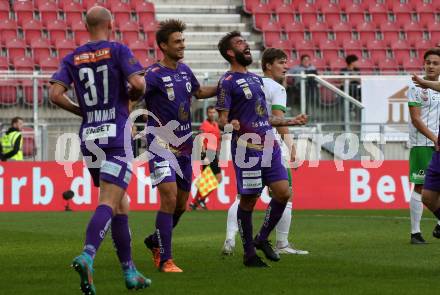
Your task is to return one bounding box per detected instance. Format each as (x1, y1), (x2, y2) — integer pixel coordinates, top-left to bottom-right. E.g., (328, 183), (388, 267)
(408, 102), (422, 107)
(271, 105), (287, 112)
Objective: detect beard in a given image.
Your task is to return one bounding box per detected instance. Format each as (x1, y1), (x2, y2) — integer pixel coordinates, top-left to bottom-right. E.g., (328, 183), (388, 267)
(234, 49), (252, 67)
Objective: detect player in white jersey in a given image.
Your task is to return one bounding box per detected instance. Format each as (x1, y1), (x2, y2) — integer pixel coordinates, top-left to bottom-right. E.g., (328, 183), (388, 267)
(222, 48), (308, 255)
(407, 48), (440, 244)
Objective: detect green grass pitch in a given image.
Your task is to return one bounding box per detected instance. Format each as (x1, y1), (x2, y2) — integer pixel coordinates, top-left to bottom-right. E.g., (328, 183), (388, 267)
(0, 210), (438, 295)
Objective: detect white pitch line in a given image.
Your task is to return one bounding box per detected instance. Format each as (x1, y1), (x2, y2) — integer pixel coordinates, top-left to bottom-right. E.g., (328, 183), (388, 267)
(298, 214), (437, 221)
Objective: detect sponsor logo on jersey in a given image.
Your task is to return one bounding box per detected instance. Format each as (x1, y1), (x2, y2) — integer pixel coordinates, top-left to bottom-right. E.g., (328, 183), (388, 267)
(74, 48), (111, 65)
(178, 102), (189, 121)
(243, 87), (253, 99)
(166, 87), (175, 101)
(162, 76), (172, 82)
(236, 78), (246, 85)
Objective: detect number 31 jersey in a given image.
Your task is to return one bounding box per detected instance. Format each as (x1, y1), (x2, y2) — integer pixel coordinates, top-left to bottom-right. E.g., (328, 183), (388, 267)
(50, 40), (144, 149)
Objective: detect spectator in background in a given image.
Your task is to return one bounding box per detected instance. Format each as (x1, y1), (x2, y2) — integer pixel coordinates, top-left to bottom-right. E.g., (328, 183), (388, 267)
(340, 54), (361, 101)
(286, 54), (319, 104)
(1, 117), (24, 161)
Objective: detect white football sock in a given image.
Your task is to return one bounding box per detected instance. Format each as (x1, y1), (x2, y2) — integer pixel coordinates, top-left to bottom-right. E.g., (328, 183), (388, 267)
(410, 191), (423, 234)
(276, 201), (292, 247)
(226, 195), (240, 242)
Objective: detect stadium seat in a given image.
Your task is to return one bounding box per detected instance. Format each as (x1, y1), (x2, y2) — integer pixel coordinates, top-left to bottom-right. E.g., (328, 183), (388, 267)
(6, 38), (27, 58)
(120, 21), (141, 44)
(343, 2), (365, 24)
(370, 49), (387, 62)
(267, 0), (285, 11)
(243, 0), (265, 14)
(276, 4), (294, 29)
(318, 39), (339, 51)
(285, 21), (305, 33)
(378, 58), (399, 72)
(329, 57), (346, 72)
(0, 56), (9, 70)
(47, 20), (68, 44)
(62, 1), (84, 26)
(427, 22), (440, 41)
(0, 19), (18, 44)
(356, 58), (375, 71)
(141, 21), (158, 47)
(401, 58), (423, 72)
(71, 21), (89, 45)
(294, 39), (315, 53)
(288, 31), (305, 43)
(83, 0), (107, 9)
(23, 19), (43, 44)
(37, 55), (59, 71)
(12, 56), (34, 72)
(0, 1), (9, 20)
(331, 22), (353, 42)
(254, 11), (273, 31)
(37, 1), (59, 25)
(406, 31), (424, 44)
(418, 13), (436, 28)
(21, 80), (43, 105)
(310, 22), (329, 42)
(21, 127), (36, 159)
(0, 80), (19, 106)
(130, 39), (151, 61)
(55, 39), (76, 59)
(367, 39), (387, 50)
(319, 2), (341, 25)
(30, 38), (52, 63)
(268, 39), (291, 50)
(395, 50), (412, 65)
(356, 22), (377, 42)
(111, 1), (132, 26)
(390, 39), (409, 51)
(13, 0), (35, 26)
(135, 1), (156, 23)
(311, 57), (327, 71)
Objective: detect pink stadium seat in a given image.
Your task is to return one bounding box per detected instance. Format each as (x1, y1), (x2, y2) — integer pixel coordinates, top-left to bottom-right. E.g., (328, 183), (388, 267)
(0, 80), (19, 106)
(427, 22), (440, 40)
(30, 38), (52, 62)
(0, 1), (9, 20)
(0, 19), (18, 43)
(38, 1), (59, 25)
(391, 1), (413, 13)
(401, 58), (423, 72)
(63, 2), (84, 26)
(111, 1), (132, 26)
(297, 2), (316, 14)
(329, 58), (346, 71)
(23, 19), (43, 44)
(6, 38), (27, 58)
(38, 56), (60, 72)
(254, 11), (272, 31)
(0, 56), (9, 70)
(120, 21), (141, 44)
(419, 13), (436, 28)
(309, 22), (329, 42)
(47, 20), (68, 44)
(55, 39), (76, 59)
(13, 56), (34, 71)
(261, 21), (281, 32)
(21, 80), (43, 105)
(13, 0), (35, 26)
(243, 0), (262, 14)
(380, 22), (399, 33)
(344, 2), (365, 25)
(130, 0), (153, 10)
(284, 21), (305, 33)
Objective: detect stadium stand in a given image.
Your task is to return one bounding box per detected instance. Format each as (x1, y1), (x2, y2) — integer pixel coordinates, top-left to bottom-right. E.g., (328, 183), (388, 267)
(245, 0), (440, 72)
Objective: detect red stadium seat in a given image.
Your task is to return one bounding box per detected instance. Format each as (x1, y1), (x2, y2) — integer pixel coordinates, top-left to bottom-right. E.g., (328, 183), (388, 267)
(22, 127), (37, 158)
(0, 19), (18, 44)
(243, 0), (264, 14)
(310, 22), (329, 41)
(37, 1), (59, 25)
(268, 39), (291, 50)
(83, 0), (107, 9)
(403, 22), (424, 32)
(135, 1), (155, 23)
(356, 58), (374, 71)
(47, 20), (68, 44)
(401, 58), (423, 72)
(71, 21), (89, 45)
(321, 49), (340, 62)
(370, 49), (387, 62)
(13, 56), (34, 71)
(267, 0), (284, 11)
(130, 39), (150, 61)
(6, 38), (27, 58)
(23, 19), (43, 44)
(21, 80), (43, 105)
(263, 32), (281, 48)
(427, 22), (440, 41)
(13, 0), (35, 26)
(254, 11), (272, 31)
(285, 22), (305, 33)
(111, 1), (132, 26)
(329, 57), (346, 71)
(288, 31), (305, 43)
(356, 22), (377, 42)
(378, 58), (399, 72)
(344, 3), (365, 25)
(38, 56), (60, 72)
(141, 21), (158, 47)
(367, 39), (387, 50)
(0, 56), (9, 70)
(31, 38), (52, 63)
(318, 39), (339, 51)
(332, 22), (353, 42)
(344, 39), (363, 50)
(319, 2), (341, 25)
(276, 4), (294, 29)
(395, 51), (412, 64)
(297, 2), (316, 14)
(390, 39), (409, 51)
(294, 39), (315, 51)
(406, 31), (424, 44)
(0, 80), (19, 106)
(55, 39), (76, 59)
(63, 1), (84, 26)
(120, 21), (141, 44)
(311, 57), (327, 71)
(0, 1), (9, 20)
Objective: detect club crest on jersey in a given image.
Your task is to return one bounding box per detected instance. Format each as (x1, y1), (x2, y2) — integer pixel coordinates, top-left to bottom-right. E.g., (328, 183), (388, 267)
(255, 100), (267, 116)
(178, 102), (189, 121)
(186, 82), (192, 93)
(243, 87), (253, 99)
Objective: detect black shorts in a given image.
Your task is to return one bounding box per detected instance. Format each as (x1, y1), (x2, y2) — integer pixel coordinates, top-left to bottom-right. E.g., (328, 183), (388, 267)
(203, 150), (221, 175)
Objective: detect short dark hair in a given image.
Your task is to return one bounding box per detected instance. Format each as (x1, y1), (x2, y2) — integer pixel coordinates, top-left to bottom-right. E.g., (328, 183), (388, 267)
(206, 105), (216, 113)
(156, 19), (186, 52)
(11, 116), (23, 125)
(218, 31), (242, 62)
(345, 54), (359, 65)
(300, 54), (310, 61)
(424, 48), (440, 60)
(261, 48), (287, 71)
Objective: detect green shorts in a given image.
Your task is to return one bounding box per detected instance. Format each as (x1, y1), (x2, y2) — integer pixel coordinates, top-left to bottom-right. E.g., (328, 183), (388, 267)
(409, 146), (435, 184)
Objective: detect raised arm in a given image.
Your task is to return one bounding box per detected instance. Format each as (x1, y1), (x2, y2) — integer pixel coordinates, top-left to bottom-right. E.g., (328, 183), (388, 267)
(412, 74), (440, 92)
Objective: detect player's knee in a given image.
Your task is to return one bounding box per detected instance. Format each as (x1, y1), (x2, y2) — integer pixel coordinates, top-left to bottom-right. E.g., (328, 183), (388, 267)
(274, 187), (291, 203)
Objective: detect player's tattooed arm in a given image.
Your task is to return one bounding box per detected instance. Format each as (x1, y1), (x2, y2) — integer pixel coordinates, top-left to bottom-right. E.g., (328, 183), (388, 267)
(270, 113), (308, 127)
(194, 86), (218, 99)
(409, 105), (439, 149)
(127, 73), (146, 101)
(412, 74), (440, 92)
(49, 83), (81, 117)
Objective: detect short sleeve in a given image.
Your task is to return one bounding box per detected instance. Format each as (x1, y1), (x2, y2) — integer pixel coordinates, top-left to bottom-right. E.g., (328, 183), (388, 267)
(216, 76), (232, 111)
(117, 44), (144, 79)
(271, 85), (287, 112)
(407, 83), (422, 107)
(144, 68), (160, 94)
(50, 57), (72, 89)
(187, 67), (200, 94)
